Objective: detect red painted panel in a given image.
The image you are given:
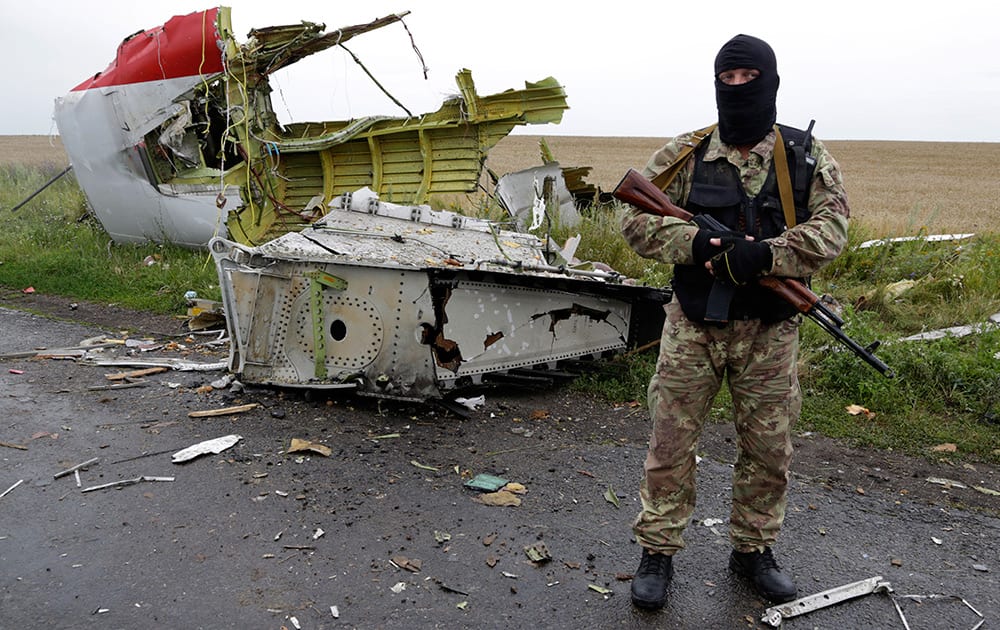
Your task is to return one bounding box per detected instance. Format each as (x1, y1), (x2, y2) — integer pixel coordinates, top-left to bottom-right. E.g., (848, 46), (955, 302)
(72, 7), (224, 91)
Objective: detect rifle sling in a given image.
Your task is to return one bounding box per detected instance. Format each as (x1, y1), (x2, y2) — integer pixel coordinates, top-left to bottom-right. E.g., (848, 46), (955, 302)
(651, 124), (716, 192)
(772, 127), (798, 229)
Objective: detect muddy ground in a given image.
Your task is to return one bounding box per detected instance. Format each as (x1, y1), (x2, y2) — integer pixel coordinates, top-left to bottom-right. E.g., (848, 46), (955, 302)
(1, 291), (998, 629)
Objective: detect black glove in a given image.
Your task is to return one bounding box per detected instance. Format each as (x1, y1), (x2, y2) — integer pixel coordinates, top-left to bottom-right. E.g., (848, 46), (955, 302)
(692, 230), (732, 264)
(713, 237), (773, 285)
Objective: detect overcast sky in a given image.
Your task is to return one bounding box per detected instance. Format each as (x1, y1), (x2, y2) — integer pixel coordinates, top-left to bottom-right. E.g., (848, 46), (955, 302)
(3, 1), (997, 141)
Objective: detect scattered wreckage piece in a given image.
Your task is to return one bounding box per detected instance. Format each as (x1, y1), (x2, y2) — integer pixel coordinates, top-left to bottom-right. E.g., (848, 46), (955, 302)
(210, 188), (670, 401)
(53, 457), (100, 479)
(172, 434), (242, 463)
(762, 576), (893, 627)
(80, 476), (175, 493)
(897, 312), (1000, 342)
(53, 6), (570, 248)
(761, 576), (985, 630)
(857, 233), (976, 249)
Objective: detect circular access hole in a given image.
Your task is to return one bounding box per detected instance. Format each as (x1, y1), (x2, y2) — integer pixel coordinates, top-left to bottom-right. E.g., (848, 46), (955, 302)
(330, 319), (347, 341)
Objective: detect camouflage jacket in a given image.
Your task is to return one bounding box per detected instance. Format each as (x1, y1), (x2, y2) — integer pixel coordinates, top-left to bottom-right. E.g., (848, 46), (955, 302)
(620, 126), (850, 280)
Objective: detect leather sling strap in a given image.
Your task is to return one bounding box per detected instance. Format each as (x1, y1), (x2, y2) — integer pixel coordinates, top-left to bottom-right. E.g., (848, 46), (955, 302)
(651, 124), (717, 192)
(772, 126), (798, 229)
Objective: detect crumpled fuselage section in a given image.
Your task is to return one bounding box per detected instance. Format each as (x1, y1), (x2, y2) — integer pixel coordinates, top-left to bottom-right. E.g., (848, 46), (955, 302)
(54, 6), (569, 248)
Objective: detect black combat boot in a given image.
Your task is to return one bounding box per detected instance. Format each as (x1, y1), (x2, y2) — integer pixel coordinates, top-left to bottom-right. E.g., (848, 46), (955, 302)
(729, 547), (797, 603)
(630, 548), (673, 610)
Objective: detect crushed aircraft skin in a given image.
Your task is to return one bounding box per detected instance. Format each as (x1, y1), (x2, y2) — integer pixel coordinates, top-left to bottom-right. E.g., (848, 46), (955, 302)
(210, 188), (671, 401)
(53, 6), (569, 248)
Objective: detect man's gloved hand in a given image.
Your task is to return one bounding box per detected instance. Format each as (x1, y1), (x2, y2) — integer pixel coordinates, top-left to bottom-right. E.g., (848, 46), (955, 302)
(692, 230), (733, 264)
(712, 237), (773, 285)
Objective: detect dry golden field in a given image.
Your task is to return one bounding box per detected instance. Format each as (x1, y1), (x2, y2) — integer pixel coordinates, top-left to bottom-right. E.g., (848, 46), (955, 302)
(4, 134), (998, 236)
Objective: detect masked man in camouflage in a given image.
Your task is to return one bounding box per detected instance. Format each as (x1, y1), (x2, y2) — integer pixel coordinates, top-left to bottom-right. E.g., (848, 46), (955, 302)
(621, 34), (850, 610)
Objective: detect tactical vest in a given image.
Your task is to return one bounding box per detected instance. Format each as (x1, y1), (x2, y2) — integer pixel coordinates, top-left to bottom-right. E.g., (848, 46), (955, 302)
(672, 124), (816, 324)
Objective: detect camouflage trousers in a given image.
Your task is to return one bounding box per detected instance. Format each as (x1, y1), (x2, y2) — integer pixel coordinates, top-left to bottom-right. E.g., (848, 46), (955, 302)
(633, 300), (802, 554)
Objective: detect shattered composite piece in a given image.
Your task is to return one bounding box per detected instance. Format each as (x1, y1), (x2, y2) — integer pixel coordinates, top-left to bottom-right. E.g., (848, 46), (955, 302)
(210, 189), (670, 401)
(54, 6), (570, 248)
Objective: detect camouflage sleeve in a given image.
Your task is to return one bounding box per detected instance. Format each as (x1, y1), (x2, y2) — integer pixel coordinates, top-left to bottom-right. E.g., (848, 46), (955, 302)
(620, 135), (701, 265)
(765, 137), (850, 278)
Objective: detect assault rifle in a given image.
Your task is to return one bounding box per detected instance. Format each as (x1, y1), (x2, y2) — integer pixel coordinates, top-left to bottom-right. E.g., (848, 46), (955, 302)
(613, 168), (894, 378)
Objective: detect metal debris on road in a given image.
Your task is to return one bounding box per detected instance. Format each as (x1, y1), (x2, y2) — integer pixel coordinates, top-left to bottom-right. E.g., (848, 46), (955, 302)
(54, 457), (100, 479)
(762, 575), (892, 627)
(81, 476), (175, 493)
(0, 479), (24, 499)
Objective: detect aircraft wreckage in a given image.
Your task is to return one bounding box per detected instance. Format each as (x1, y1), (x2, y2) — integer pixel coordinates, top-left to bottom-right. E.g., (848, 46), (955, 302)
(53, 6), (571, 247)
(54, 6), (671, 401)
(210, 189), (670, 401)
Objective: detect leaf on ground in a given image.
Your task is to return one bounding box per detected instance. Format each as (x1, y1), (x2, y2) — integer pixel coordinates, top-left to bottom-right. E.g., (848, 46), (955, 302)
(604, 484), (620, 509)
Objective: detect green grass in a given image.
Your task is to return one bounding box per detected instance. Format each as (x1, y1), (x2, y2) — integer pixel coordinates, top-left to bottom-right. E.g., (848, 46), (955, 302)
(0, 165), (221, 313)
(2, 165), (998, 464)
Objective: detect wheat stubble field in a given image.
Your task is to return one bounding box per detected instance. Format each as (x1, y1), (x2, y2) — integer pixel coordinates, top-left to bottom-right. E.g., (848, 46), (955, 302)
(3, 134), (998, 237)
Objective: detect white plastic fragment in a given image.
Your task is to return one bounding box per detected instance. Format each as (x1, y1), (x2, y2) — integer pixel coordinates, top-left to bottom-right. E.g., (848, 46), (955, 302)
(391, 582), (407, 593)
(330, 605), (339, 618)
(454, 395), (485, 410)
(172, 435), (243, 463)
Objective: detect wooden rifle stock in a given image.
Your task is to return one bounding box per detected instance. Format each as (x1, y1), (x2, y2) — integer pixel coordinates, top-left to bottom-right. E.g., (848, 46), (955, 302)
(612, 169), (894, 377)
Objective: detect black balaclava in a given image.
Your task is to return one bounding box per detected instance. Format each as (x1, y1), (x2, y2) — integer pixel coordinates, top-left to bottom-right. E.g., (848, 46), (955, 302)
(714, 34), (779, 146)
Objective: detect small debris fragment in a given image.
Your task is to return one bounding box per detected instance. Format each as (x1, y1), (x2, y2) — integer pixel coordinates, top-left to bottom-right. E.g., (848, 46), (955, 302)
(390, 582), (407, 594)
(588, 584), (613, 595)
(453, 395), (485, 410)
(313, 528), (325, 540)
(188, 403), (259, 418)
(81, 476), (174, 493)
(287, 439), (332, 457)
(464, 474), (508, 492)
(105, 366), (168, 381)
(931, 537), (943, 545)
(930, 443), (958, 453)
(330, 605), (339, 618)
(0, 441), (28, 451)
(926, 477), (968, 489)
(891, 558), (903, 567)
(972, 564), (989, 572)
(433, 578), (469, 595)
(473, 490), (521, 507)
(524, 542), (551, 563)
(410, 459), (438, 472)
(172, 435), (242, 463)
(289, 615), (300, 629)
(391, 556), (422, 572)
(54, 457), (100, 479)
(0, 479), (24, 499)
(845, 404), (875, 419)
(434, 531), (451, 544)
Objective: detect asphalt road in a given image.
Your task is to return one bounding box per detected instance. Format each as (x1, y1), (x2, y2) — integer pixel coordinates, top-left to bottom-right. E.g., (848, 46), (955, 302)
(1, 305), (997, 629)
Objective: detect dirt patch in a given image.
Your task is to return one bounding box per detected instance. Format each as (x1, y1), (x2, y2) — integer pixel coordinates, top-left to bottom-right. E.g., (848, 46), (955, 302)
(3, 287), (999, 518)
